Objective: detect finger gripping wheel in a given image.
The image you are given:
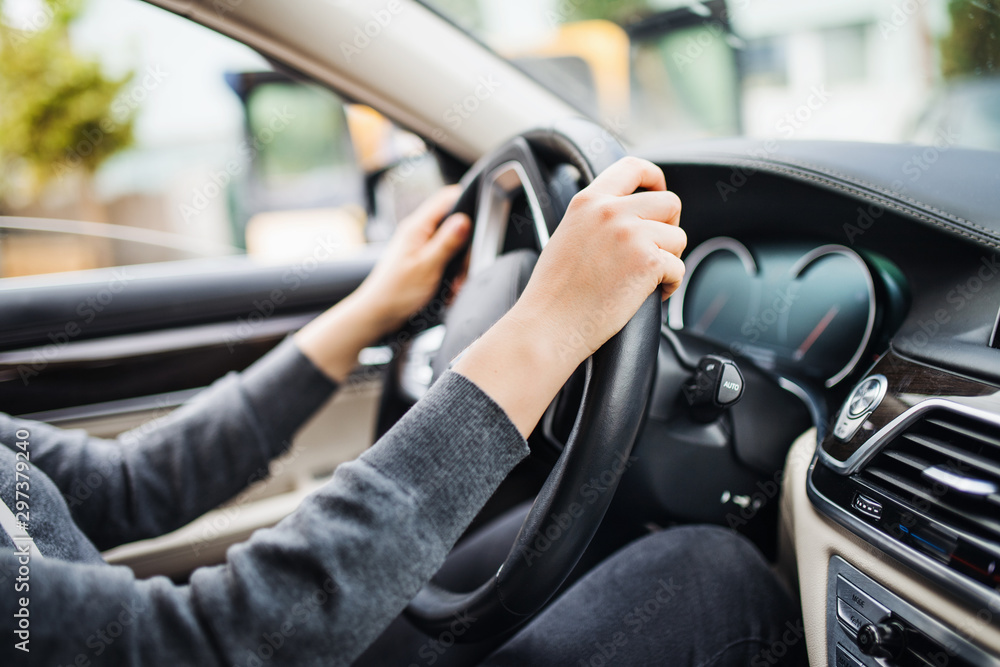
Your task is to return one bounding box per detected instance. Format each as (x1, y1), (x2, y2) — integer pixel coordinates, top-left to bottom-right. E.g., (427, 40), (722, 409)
(403, 119), (661, 641)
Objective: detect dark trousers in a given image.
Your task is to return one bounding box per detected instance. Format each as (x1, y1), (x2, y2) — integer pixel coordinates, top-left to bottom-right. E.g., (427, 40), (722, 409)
(355, 507), (805, 667)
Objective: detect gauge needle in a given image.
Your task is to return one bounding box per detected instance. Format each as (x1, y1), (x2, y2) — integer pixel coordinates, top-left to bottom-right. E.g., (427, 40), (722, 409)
(794, 305), (840, 361)
(694, 293), (730, 333)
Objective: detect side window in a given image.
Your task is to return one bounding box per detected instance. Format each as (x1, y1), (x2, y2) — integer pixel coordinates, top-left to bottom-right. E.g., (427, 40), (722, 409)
(0, 0), (443, 279)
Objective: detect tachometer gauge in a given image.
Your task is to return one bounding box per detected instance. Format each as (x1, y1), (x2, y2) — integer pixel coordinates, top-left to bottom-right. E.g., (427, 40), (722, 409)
(667, 238), (759, 344)
(671, 239), (895, 390)
(779, 246), (876, 387)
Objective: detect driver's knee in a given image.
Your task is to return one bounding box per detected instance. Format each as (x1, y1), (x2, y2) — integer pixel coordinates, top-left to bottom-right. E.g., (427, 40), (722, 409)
(483, 525), (805, 667)
(607, 525), (806, 666)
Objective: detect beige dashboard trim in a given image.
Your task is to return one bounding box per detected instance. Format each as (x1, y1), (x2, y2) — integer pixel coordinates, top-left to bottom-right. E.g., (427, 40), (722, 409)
(781, 429), (1000, 664)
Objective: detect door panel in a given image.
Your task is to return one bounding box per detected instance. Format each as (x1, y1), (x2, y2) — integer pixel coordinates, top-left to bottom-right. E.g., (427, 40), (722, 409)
(0, 253), (374, 415)
(0, 251), (382, 578)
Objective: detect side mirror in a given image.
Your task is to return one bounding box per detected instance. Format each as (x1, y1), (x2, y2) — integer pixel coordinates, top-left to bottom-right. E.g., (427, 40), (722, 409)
(224, 71), (366, 255)
(626, 0), (743, 138)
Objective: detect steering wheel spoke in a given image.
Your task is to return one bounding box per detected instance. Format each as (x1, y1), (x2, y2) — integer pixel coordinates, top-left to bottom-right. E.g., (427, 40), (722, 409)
(469, 160), (552, 276)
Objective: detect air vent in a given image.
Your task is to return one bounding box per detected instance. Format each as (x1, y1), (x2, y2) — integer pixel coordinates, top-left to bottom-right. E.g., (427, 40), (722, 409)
(854, 407), (1000, 587)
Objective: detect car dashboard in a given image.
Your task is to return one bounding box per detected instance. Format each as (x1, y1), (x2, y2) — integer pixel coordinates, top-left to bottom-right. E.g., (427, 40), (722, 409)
(639, 139), (1000, 666)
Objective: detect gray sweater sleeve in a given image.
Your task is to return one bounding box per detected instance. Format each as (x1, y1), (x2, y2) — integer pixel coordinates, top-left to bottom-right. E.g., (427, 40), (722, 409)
(2, 371), (529, 666)
(0, 337), (338, 550)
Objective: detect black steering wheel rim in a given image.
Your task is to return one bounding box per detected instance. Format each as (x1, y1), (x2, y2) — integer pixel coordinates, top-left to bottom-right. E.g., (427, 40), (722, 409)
(402, 118), (662, 642)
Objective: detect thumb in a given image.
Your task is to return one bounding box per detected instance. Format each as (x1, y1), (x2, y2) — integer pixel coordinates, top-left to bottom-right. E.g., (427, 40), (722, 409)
(423, 212), (470, 265)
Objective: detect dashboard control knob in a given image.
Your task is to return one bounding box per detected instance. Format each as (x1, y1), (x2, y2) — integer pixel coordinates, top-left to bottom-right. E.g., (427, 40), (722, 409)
(856, 620), (906, 660)
(833, 374), (888, 441)
(682, 355), (744, 422)
(848, 377), (883, 416)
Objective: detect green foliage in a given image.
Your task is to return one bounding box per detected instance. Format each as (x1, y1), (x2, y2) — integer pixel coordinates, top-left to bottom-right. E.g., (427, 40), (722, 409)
(561, 0), (652, 24)
(940, 0), (1000, 79)
(0, 0), (134, 204)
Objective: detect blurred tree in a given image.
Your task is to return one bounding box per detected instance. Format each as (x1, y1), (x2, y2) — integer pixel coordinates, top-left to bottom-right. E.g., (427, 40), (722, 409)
(0, 0), (134, 209)
(940, 0), (1000, 79)
(564, 0), (652, 24)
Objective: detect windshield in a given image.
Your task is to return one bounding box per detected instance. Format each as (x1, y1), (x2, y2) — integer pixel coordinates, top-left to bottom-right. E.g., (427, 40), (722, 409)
(421, 0), (1000, 152)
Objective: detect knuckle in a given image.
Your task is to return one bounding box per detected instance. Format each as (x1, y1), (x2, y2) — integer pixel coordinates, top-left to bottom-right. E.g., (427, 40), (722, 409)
(598, 202), (620, 224)
(666, 191), (682, 216)
(672, 226), (688, 254)
(620, 155), (647, 171)
(612, 222), (634, 244)
(569, 190), (594, 211)
(644, 250), (663, 273)
(670, 255), (687, 282)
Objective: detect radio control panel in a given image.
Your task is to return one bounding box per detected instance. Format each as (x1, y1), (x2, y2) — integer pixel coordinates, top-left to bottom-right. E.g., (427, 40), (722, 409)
(827, 556), (999, 666)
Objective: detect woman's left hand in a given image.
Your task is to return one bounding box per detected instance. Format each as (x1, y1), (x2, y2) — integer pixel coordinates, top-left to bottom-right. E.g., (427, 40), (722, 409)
(354, 185), (471, 337)
(295, 186), (470, 382)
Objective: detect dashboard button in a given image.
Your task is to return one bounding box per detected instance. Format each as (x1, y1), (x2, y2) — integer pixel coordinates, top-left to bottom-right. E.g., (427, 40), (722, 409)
(835, 644), (866, 667)
(857, 620), (907, 660)
(851, 494), (883, 521)
(717, 362), (744, 404)
(837, 576), (889, 620)
(849, 378), (882, 416)
(837, 598), (875, 637)
(835, 375), (888, 441)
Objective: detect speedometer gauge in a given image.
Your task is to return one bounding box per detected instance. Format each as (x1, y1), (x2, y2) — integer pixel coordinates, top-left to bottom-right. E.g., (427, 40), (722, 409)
(667, 238), (759, 342)
(779, 246), (875, 387)
(669, 240), (891, 389)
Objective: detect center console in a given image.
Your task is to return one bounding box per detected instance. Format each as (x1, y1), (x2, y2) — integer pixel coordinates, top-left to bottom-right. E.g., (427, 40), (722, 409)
(785, 350), (1000, 665)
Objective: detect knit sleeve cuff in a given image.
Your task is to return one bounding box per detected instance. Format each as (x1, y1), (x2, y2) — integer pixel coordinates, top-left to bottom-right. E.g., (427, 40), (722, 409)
(238, 337), (339, 457)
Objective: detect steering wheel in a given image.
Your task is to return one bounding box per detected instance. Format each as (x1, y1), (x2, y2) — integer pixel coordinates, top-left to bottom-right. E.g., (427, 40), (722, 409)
(396, 118), (661, 641)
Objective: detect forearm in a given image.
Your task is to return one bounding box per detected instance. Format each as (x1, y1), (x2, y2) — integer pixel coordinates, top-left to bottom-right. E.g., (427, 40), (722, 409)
(293, 289), (394, 384)
(1, 373), (527, 667)
(21, 338), (337, 550)
(451, 300), (581, 437)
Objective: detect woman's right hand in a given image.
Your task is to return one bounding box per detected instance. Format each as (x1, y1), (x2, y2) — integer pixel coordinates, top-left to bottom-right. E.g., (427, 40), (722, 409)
(510, 156), (686, 368)
(452, 157), (686, 436)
